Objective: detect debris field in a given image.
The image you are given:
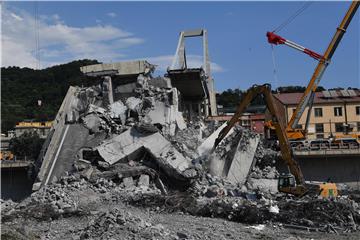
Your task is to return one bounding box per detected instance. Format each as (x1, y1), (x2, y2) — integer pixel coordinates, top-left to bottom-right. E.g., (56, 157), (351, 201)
(2, 64), (360, 240)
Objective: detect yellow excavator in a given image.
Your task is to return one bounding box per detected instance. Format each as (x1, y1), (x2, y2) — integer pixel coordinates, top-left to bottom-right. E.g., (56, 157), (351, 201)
(214, 84), (337, 198)
(266, 1), (359, 141)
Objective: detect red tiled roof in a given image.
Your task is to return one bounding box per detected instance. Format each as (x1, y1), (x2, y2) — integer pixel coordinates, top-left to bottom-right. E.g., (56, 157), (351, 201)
(273, 89), (360, 105)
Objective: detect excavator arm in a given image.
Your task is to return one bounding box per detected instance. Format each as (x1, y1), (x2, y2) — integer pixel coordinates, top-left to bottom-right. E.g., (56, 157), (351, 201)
(214, 84), (306, 195)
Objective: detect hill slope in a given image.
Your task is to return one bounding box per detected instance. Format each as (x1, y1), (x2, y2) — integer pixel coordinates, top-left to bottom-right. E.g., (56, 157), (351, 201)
(1, 59), (99, 133)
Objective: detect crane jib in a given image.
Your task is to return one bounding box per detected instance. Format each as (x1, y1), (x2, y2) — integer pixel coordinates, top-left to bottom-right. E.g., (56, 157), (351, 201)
(270, 1), (359, 133)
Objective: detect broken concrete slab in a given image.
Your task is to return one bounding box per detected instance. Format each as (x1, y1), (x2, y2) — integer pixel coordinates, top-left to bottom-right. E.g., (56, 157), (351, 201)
(125, 97), (142, 112)
(96, 128), (144, 165)
(197, 122), (235, 156)
(114, 82), (137, 97)
(80, 167), (94, 181)
(82, 113), (104, 133)
(135, 122), (158, 134)
(92, 165), (153, 181)
(80, 60), (155, 77)
(225, 135), (260, 185)
(138, 174), (150, 187)
(123, 177), (134, 189)
(146, 101), (168, 125)
(145, 100), (186, 135)
(148, 77), (172, 88)
(95, 127), (193, 180)
(208, 127), (260, 187)
(175, 111), (186, 130)
(247, 178), (278, 194)
(33, 86), (78, 191)
(109, 101), (127, 124)
(88, 104), (106, 114)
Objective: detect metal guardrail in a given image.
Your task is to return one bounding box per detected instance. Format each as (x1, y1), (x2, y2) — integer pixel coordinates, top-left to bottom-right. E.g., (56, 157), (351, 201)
(0, 160), (32, 169)
(292, 143), (360, 152)
(293, 144), (360, 156)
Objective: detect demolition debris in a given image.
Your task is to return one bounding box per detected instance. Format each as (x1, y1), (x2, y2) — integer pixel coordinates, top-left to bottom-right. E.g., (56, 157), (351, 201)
(2, 59), (360, 239)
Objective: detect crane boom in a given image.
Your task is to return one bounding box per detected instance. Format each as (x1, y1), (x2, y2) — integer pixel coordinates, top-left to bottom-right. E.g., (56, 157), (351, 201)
(267, 1), (359, 133)
(288, 1), (359, 130)
(267, 32), (324, 61)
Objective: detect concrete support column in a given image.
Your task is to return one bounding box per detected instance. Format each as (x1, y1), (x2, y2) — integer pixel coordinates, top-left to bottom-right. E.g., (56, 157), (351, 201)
(189, 103), (193, 121)
(102, 76), (114, 106)
(198, 103), (202, 118)
(204, 99), (209, 117)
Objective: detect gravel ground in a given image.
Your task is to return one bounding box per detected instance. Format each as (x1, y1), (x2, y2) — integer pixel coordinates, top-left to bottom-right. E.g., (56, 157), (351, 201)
(2, 201), (360, 240)
(2, 185), (360, 240)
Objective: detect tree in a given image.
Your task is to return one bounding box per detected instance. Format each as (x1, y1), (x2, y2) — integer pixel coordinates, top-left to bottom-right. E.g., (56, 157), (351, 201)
(1, 59), (100, 133)
(274, 85), (326, 93)
(216, 88), (243, 108)
(8, 132), (45, 160)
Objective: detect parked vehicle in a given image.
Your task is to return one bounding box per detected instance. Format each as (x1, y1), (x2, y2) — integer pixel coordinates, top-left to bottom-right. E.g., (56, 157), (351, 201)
(308, 139), (331, 150)
(333, 138), (359, 148)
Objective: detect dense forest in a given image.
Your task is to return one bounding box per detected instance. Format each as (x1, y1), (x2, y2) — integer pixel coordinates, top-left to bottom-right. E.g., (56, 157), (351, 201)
(1, 59), (100, 133)
(1, 59), (337, 134)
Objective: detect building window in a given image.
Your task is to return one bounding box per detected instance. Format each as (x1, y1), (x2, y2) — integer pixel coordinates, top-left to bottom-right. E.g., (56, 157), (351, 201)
(314, 108), (323, 117)
(358, 122), (360, 131)
(315, 123), (324, 133)
(356, 106), (360, 115)
(316, 134), (324, 139)
(334, 107), (342, 116)
(335, 123), (343, 132)
(292, 108), (296, 114)
(241, 120), (250, 127)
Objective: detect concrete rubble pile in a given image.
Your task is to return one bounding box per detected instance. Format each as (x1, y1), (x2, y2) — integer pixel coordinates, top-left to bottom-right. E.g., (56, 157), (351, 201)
(1, 175), (186, 240)
(2, 120), (360, 239)
(35, 70), (199, 194)
(276, 197), (360, 233)
(3, 64), (360, 239)
(79, 207), (175, 240)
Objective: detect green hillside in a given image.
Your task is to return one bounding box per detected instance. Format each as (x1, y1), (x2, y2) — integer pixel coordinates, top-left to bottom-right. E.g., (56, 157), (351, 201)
(1, 59), (99, 133)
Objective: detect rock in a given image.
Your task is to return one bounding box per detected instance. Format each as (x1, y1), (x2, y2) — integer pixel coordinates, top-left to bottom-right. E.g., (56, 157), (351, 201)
(138, 175), (150, 187)
(80, 167), (94, 180)
(135, 123), (158, 134)
(98, 161), (111, 170)
(126, 97), (142, 112)
(269, 204), (279, 214)
(109, 100), (127, 124)
(205, 185), (220, 198)
(123, 177), (134, 188)
(177, 232), (188, 239)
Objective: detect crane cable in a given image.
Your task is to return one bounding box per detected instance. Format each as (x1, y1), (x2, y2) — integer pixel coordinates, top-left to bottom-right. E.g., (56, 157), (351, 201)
(34, 1), (40, 69)
(270, 1), (313, 90)
(273, 1), (313, 33)
(271, 45), (279, 92)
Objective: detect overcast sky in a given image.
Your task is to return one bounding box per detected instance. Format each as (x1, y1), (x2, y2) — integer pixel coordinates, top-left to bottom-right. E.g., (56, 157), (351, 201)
(2, 1), (359, 91)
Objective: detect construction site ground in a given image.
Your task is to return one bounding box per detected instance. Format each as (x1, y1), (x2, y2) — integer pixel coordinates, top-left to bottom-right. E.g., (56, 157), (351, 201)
(2, 171), (360, 240)
(2, 189), (360, 240)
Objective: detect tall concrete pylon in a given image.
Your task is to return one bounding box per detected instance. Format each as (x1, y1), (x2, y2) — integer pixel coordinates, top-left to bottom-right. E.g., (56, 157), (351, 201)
(169, 29), (217, 116)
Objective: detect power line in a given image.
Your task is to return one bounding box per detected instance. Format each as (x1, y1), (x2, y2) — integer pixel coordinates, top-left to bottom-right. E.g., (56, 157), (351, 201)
(271, 45), (279, 91)
(34, 1), (40, 69)
(273, 1), (314, 33)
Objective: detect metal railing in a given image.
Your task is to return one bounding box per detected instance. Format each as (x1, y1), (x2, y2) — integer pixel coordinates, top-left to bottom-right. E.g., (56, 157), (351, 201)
(293, 143), (360, 152)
